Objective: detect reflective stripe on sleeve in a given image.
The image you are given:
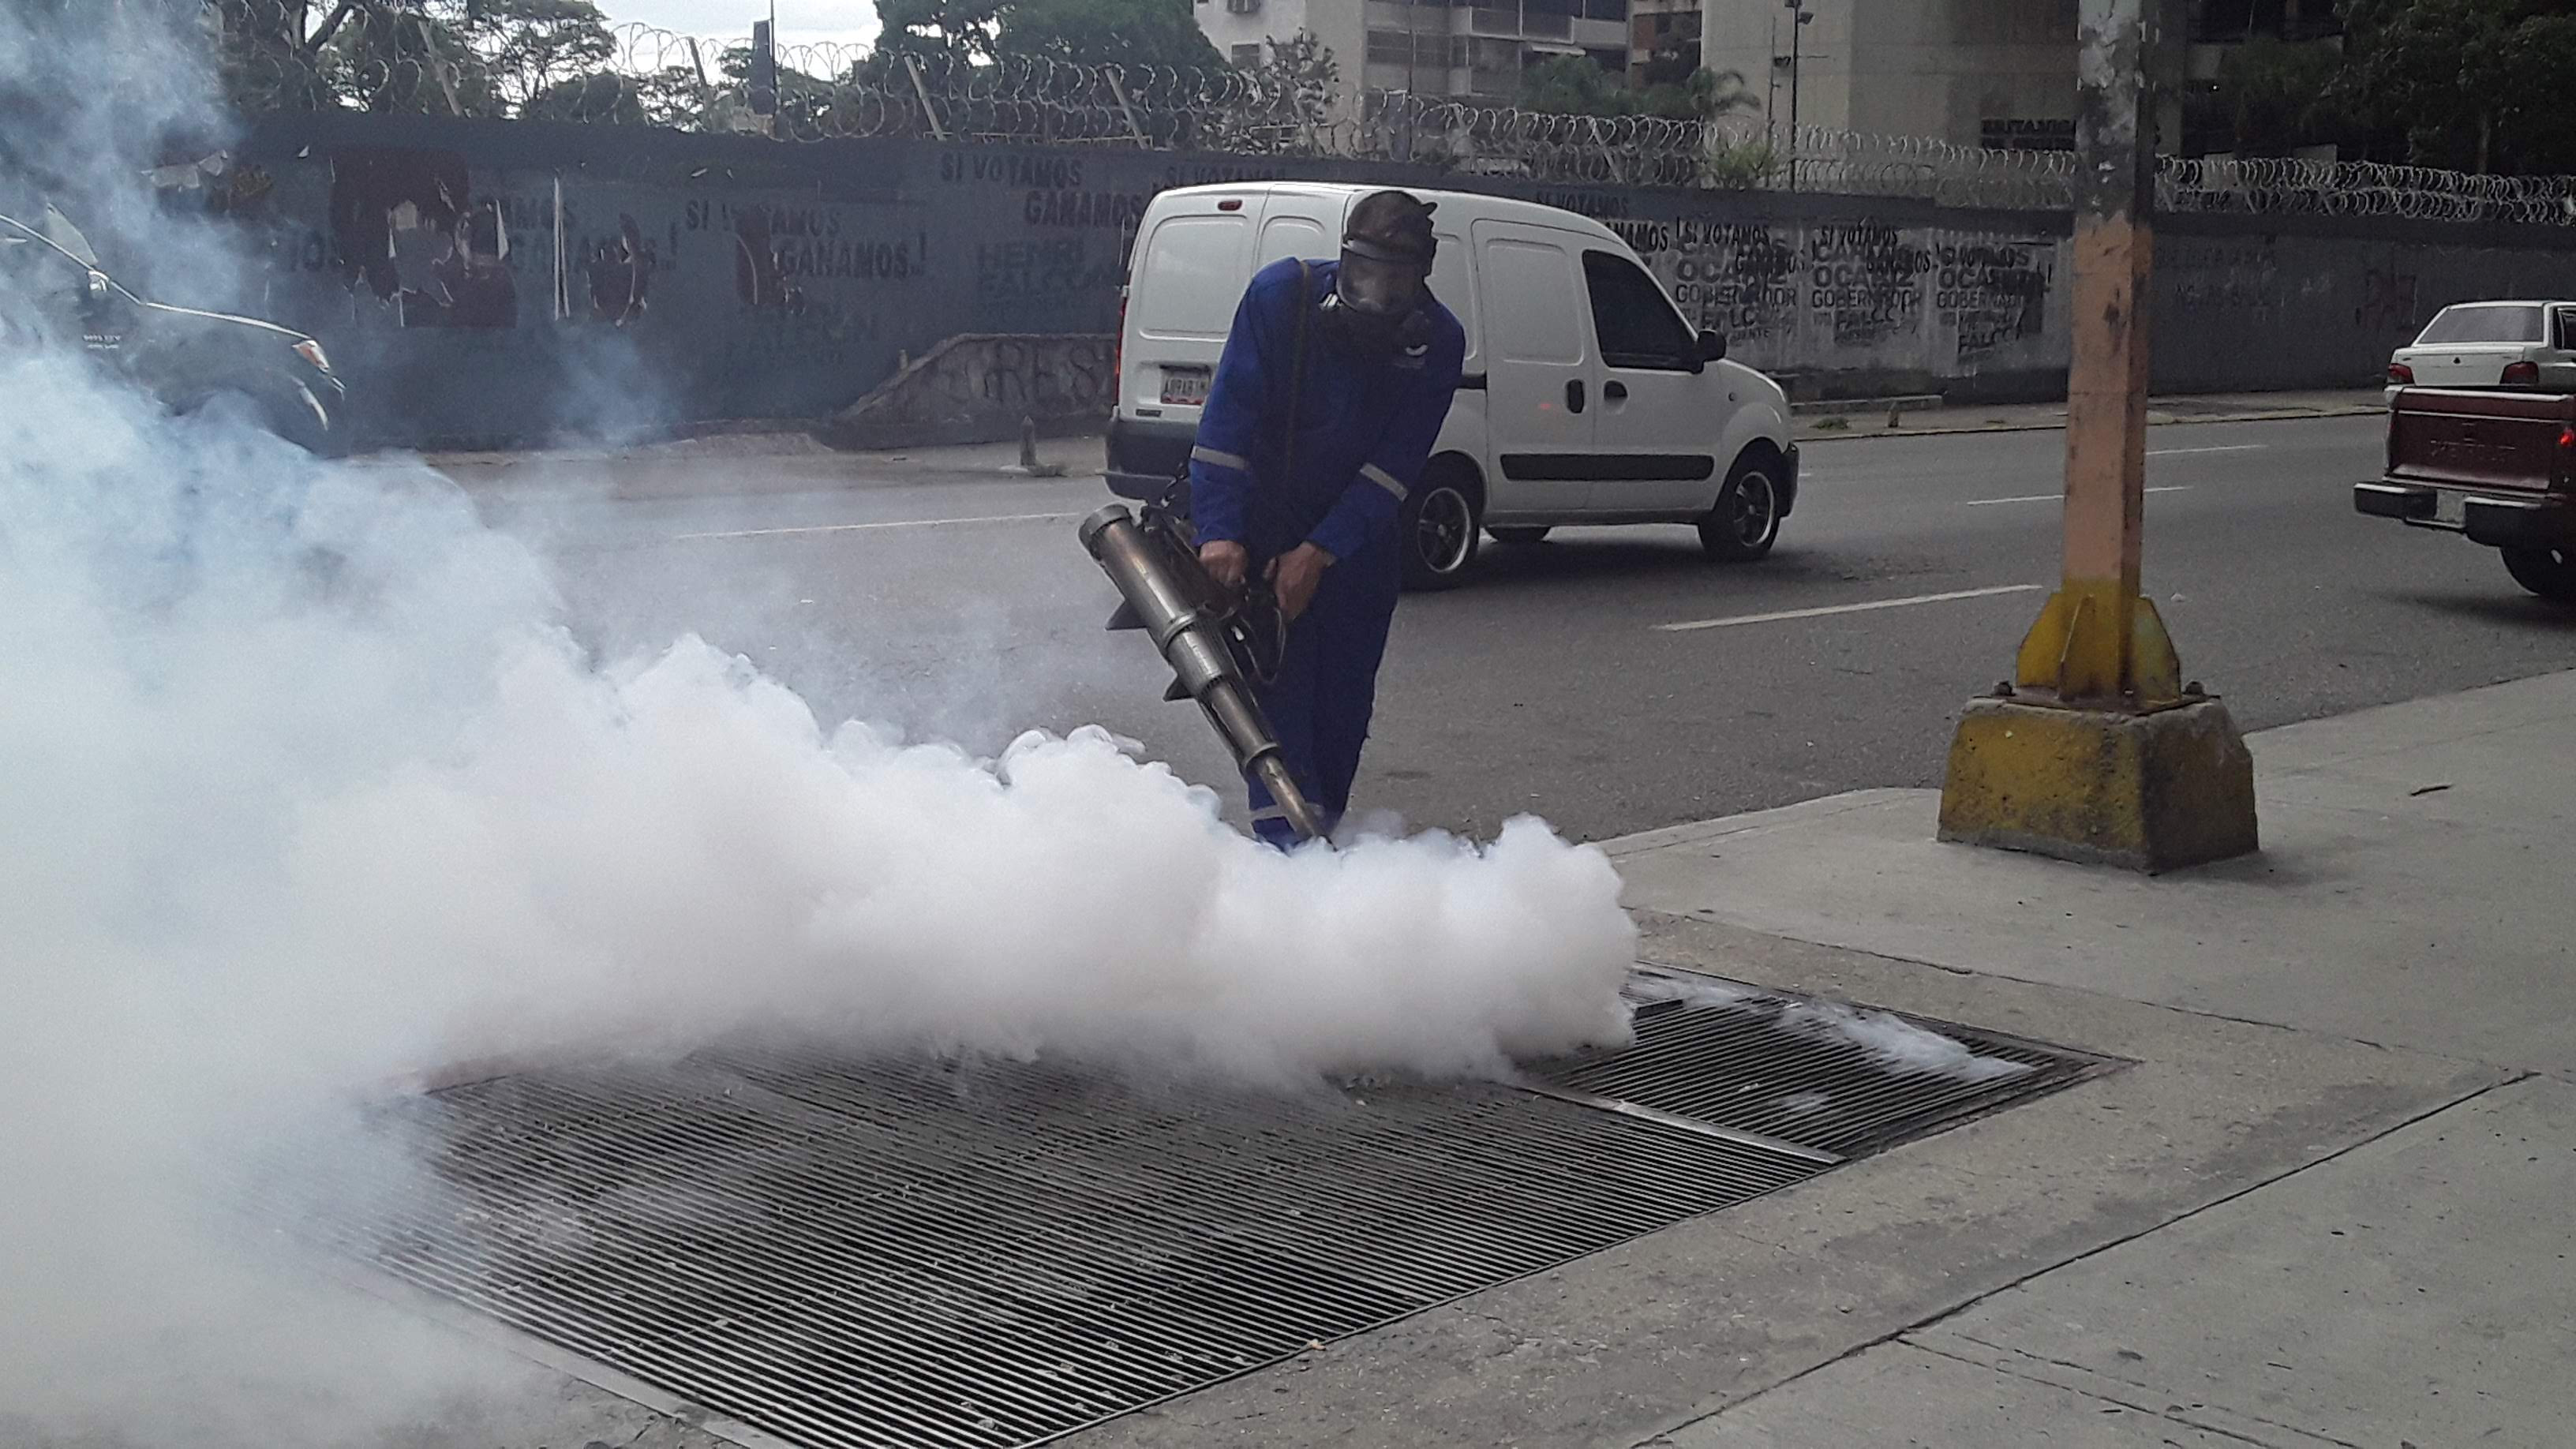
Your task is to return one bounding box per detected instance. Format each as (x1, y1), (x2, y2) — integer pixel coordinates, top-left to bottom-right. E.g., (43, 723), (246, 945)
(1361, 462), (1408, 501)
(1193, 445), (1251, 472)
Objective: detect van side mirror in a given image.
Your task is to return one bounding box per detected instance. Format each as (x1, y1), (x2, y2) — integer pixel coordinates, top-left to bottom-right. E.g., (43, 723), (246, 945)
(1698, 330), (1727, 364)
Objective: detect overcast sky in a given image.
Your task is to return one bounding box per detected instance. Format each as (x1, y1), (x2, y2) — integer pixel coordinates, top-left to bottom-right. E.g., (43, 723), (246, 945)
(601, 0), (879, 50)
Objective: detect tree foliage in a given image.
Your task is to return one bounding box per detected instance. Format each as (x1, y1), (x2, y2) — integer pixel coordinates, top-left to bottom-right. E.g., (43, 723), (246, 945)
(994, 0), (1225, 69)
(1236, 32), (1339, 120)
(872, 0), (1005, 69)
(1520, 54), (1754, 123)
(2202, 36), (2347, 157)
(2334, 0), (2576, 174)
(209, 0), (620, 119)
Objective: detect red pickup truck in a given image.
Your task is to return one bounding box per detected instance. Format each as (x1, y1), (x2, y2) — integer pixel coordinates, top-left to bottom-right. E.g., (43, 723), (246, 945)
(2355, 388), (2576, 602)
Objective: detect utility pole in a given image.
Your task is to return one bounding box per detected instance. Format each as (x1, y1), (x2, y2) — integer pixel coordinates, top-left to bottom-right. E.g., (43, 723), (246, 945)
(749, 12), (778, 137)
(1936, 0), (2256, 873)
(1780, 0), (1811, 189)
(1765, 14), (1780, 149)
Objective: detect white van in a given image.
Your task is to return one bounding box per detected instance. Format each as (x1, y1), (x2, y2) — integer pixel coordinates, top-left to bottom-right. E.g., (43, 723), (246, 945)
(1104, 182), (1798, 587)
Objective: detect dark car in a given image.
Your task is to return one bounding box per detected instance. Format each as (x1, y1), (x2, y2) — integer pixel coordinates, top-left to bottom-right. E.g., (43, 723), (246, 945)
(2356, 384), (2576, 603)
(0, 203), (349, 455)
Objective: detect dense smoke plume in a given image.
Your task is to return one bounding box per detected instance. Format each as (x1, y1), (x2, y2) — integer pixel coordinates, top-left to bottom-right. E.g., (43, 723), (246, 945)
(0, 6), (1637, 1444)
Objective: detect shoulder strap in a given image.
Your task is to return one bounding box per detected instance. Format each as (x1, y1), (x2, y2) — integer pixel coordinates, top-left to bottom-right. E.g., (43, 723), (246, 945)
(1282, 260), (1311, 492)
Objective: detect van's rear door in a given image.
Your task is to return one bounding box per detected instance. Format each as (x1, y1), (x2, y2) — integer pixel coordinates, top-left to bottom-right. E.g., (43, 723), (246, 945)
(1124, 202), (1254, 423)
(1108, 198), (1255, 493)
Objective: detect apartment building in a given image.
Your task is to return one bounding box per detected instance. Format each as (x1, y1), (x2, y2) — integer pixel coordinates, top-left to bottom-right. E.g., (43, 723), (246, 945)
(2186, 0), (2341, 76)
(1695, 1), (2334, 152)
(1629, 0), (1702, 88)
(1195, 0), (1634, 112)
(1701, 0), (2078, 148)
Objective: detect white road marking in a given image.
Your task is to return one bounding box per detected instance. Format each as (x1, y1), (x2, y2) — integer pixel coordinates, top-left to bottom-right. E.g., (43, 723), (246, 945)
(1964, 485), (2192, 507)
(1657, 584), (2045, 633)
(674, 510), (1084, 541)
(2146, 444), (2267, 456)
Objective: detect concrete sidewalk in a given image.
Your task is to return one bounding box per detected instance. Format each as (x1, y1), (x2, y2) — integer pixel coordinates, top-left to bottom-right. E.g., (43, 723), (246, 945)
(1794, 387), (2385, 444)
(1614, 671), (2576, 1447)
(389, 388), (2386, 478)
(1089, 671), (2574, 1449)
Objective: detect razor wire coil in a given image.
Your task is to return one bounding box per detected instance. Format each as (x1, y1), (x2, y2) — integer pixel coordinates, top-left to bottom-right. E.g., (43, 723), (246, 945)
(206, 8), (2576, 225)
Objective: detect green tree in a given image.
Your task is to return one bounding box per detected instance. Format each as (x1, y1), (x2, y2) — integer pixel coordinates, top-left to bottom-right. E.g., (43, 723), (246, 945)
(1701, 136), (1780, 189)
(324, 3), (506, 116)
(462, 0), (617, 114)
(209, 1), (616, 119)
(1653, 66), (1757, 122)
(209, 0), (342, 113)
(1522, 54), (1753, 122)
(1520, 54), (1627, 114)
(2205, 35), (2345, 156)
(522, 69), (646, 122)
(994, 0), (1224, 69)
(2337, 0), (2576, 174)
(873, 0), (1005, 69)
(1196, 32), (1337, 152)
(1239, 31), (1337, 113)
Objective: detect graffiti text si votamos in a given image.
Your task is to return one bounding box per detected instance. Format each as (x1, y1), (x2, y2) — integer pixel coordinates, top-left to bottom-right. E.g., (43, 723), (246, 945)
(942, 151), (1086, 188)
(683, 200), (844, 238)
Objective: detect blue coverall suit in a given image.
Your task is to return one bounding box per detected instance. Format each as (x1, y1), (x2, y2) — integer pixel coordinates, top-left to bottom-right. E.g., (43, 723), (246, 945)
(1188, 257), (1468, 845)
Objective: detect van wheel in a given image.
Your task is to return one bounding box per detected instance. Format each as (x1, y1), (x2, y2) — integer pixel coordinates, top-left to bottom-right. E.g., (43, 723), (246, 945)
(1402, 470), (1481, 590)
(182, 388), (331, 456)
(1488, 526), (1551, 545)
(1700, 452), (1784, 562)
(2502, 545), (2576, 603)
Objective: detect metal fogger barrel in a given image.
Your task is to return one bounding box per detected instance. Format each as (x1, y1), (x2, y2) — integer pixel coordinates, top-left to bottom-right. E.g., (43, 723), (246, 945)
(1078, 504), (1327, 842)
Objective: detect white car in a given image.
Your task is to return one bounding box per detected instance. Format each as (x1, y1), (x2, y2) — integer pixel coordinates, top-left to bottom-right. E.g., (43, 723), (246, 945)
(2388, 301), (2576, 395)
(1104, 182), (1797, 587)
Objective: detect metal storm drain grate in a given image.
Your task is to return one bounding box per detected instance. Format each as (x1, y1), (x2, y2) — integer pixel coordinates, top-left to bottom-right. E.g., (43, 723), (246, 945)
(1531, 970), (2099, 1157)
(285, 974), (2095, 1449)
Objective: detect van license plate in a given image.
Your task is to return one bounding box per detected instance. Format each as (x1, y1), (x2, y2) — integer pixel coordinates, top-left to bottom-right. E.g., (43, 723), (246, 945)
(1160, 367), (1211, 406)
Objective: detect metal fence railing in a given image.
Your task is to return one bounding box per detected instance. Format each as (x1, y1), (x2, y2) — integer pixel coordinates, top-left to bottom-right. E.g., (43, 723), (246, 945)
(209, 10), (2576, 226)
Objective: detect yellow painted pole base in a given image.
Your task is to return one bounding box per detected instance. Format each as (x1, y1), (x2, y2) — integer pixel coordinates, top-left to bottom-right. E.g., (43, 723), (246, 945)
(2015, 586), (2184, 708)
(1938, 696), (2259, 873)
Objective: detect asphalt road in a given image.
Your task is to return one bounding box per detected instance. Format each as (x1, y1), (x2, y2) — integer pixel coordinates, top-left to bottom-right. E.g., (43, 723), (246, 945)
(438, 414), (2576, 844)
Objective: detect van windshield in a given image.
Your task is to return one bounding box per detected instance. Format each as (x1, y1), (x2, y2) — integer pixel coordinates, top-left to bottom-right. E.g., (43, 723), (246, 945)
(2416, 305), (2544, 345)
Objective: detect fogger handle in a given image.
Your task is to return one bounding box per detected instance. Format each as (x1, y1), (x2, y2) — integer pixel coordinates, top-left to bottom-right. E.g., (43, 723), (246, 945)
(1080, 504), (1329, 843)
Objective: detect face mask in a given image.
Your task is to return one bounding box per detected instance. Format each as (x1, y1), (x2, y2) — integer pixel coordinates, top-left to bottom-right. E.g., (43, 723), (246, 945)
(1324, 240), (1429, 355)
(1335, 248), (1426, 318)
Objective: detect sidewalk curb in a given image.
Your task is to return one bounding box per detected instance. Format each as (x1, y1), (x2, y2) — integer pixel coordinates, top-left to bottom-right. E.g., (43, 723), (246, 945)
(1802, 402), (2384, 444)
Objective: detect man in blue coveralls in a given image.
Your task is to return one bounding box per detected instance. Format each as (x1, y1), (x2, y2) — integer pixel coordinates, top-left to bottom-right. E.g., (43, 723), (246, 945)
(1186, 189), (1467, 846)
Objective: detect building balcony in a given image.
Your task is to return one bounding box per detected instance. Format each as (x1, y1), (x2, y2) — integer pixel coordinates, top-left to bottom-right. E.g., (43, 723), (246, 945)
(1468, 6), (1573, 38)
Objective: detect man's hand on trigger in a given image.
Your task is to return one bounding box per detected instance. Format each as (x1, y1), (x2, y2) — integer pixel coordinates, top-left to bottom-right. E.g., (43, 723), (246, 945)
(1269, 542), (1334, 622)
(1200, 540), (1249, 590)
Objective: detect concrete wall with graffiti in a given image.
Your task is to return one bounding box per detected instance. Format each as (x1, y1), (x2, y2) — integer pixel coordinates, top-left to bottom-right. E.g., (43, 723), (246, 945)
(193, 111), (2576, 447)
(826, 333), (1116, 448)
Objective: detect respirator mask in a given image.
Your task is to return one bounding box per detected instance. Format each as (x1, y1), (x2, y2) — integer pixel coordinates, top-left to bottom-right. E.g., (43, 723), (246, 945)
(1320, 234), (1433, 358)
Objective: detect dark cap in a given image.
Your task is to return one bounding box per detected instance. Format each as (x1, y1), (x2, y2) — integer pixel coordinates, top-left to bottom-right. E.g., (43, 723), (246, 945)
(1345, 189), (1436, 264)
